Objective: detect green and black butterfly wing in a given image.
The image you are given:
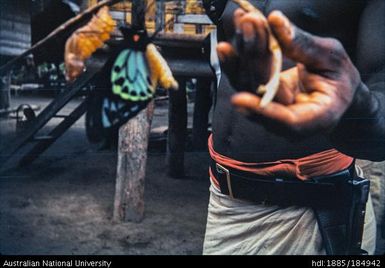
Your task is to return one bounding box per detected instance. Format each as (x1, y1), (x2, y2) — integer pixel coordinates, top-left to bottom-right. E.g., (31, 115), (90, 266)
(102, 48), (154, 129)
(101, 95), (149, 129)
(111, 49), (154, 101)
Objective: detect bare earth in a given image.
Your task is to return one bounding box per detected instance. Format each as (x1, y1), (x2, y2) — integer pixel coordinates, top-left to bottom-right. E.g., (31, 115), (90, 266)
(0, 95), (210, 255)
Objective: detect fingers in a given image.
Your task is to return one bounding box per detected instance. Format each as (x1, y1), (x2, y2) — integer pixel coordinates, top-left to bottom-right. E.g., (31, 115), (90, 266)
(231, 91), (335, 134)
(231, 92), (297, 128)
(268, 11), (348, 72)
(217, 42), (237, 61)
(234, 8), (245, 29)
(218, 8), (273, 90)
(273, 67), (300, 105)
(234, 9), (269, 54)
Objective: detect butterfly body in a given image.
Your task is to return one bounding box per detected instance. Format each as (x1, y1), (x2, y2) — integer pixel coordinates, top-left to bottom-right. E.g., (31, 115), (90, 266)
(102, 26), (155, 129)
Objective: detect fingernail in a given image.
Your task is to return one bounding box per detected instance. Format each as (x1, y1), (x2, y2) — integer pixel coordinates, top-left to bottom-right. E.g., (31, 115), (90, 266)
(274, 10), (284, 18)
(281, 15), (292, 33)
(271, 10), (294, 41)
(242, 22), (255, 42)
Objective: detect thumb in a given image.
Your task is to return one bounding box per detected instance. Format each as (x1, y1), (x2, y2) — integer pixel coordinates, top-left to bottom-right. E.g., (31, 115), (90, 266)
(268, 11), (344, 71)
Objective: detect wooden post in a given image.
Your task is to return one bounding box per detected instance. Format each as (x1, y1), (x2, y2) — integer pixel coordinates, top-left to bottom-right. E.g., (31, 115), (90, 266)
(167, 78), (187, 178)
(155, 0), (165, 32)
(113, 102), (154, 222)
(113, 0), (151, 223)
(174, 0), (185, 33)
(192, 78), (212, 150)
(0, 72), (11, 113)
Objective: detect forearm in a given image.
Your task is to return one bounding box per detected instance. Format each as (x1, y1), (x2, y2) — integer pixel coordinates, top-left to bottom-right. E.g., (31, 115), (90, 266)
(330, 81), (385, 161)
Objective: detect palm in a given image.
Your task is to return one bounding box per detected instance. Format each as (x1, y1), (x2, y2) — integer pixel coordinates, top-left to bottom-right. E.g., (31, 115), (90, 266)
(226, 10), (360, 135)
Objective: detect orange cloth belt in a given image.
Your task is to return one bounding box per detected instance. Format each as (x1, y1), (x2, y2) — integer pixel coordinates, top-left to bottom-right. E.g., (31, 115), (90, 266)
(208, 134), (353, 184)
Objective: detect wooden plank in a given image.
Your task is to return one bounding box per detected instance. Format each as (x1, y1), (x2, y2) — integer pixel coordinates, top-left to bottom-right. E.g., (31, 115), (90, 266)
(176, 14), (212, 25)
(167, 78), (187, 178)
(167, 58), (214, 78)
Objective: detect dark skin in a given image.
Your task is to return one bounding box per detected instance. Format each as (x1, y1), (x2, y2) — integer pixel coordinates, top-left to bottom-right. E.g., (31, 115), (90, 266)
(210, 0), (385, 162)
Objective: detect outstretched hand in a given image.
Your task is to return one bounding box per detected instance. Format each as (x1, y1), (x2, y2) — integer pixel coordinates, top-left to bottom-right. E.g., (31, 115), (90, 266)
(218, 9), (362, 136)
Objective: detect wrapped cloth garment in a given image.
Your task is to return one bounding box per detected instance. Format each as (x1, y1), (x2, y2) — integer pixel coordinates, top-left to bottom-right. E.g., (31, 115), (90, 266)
(203, 165), (376, 255)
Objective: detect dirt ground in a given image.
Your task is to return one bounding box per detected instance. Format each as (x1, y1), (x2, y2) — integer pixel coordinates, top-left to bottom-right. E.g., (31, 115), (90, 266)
(0, 95), (383, 255)
(0, 95), (210, 255)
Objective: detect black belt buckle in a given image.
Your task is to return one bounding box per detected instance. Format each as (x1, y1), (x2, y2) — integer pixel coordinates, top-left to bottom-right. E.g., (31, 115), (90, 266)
(215, 163), (234, 198)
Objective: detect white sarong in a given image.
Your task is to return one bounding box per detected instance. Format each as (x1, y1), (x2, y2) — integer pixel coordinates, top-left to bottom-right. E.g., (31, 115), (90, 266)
(203, 167), (376, 255)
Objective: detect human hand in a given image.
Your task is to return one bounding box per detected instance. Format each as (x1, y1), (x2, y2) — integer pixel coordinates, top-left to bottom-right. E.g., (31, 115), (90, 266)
(218, 9), (362, 136)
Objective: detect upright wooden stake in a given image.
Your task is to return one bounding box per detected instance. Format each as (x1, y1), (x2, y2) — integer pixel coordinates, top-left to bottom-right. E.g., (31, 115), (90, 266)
(192, 78), (212, 150)
(0, 72), (11, 113)
(113, 0), (151, 223)
(167, 78), (187, 178)
(113, 102), (154, 222)
(155, 0), (165, 33)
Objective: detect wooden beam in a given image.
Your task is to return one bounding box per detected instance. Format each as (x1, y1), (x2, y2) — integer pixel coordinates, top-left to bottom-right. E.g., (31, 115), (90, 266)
(0, 0), (122, 76)
(167, 58), (214, 78)
(175, 14), (212, 25)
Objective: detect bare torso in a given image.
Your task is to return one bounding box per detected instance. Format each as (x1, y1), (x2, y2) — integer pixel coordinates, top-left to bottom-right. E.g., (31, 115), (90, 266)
(212, 0), (368, 162)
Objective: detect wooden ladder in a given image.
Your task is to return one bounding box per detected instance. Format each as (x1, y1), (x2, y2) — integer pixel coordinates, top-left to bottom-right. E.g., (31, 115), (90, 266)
(0, 56), (107, 172)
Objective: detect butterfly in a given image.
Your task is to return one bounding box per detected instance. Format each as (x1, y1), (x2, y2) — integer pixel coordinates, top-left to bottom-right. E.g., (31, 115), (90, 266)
(65, 7), (178, 146)
(101, 25), (179, 131)
(101, 26), (154, 129)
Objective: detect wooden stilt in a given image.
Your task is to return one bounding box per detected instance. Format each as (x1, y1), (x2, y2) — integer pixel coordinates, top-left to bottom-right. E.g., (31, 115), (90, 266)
(167, 78), (187, 178)
(192, 78), (212, 151)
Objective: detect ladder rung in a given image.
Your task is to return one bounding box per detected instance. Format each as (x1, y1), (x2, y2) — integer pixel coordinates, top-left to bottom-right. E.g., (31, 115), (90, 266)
(53, 115), (69, 118)
(32, 136), (54, 142)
